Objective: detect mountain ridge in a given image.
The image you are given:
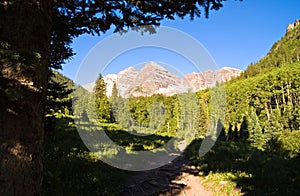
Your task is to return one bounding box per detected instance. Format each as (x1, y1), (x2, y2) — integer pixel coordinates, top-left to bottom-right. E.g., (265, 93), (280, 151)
(83, 62), (242, 97)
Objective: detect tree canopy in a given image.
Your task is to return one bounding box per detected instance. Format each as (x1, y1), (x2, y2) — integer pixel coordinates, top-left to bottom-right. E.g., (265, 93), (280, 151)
(50, 0), (228, 69)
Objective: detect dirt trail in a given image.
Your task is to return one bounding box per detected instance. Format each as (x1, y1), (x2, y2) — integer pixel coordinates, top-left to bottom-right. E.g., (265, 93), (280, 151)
(121, 155), (213, 196)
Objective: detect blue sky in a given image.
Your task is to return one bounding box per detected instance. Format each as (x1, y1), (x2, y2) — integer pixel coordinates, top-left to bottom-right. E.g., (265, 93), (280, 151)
(60, 0), (300, 85)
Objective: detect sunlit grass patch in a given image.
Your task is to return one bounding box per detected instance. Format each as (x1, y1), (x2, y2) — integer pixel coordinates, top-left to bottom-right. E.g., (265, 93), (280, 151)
(203, 171), (251, 196)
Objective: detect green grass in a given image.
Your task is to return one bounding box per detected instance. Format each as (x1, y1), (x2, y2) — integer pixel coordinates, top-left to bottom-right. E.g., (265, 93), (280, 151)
(43, 116), (126, 196)
(202, 171), (248, 196)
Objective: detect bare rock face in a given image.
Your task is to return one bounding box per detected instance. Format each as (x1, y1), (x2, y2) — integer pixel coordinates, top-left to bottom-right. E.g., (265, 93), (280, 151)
(184, 71), (213, 90)
(184, 67), (242, 90)
(124, 62), (191, 97)
(215, 67), (242, 84)
(287, 19), (300, 32)
(83, 62), (242, 97)
(116, 67), (139, 97)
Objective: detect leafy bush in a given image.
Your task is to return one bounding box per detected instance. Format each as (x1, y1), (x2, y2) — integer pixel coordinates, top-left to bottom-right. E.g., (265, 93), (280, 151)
(278, 130), (300, 157)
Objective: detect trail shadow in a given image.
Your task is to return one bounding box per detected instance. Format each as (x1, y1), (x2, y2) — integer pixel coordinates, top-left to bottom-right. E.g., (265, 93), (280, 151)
(120, 155), (188, 195)
(118, 140), (204, 195)
(44, 116), (187, 195)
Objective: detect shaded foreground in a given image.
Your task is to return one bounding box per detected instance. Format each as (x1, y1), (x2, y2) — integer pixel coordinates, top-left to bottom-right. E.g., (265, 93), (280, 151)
(44, 117), (300, 195)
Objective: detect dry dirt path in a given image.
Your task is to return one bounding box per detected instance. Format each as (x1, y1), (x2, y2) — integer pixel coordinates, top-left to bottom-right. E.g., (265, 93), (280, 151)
(121, 154), (213, 196)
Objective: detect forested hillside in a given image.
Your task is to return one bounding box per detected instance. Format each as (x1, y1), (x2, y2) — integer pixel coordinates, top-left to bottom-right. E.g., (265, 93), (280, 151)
(243, 19), (300, 77)
(225, 62), (300, 147)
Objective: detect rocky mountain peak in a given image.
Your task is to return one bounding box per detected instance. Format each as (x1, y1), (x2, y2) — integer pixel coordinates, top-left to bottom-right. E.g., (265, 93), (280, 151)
(184, 67), (242, 90)
(142, 61), (167, 71)
(123, 62), (186, 97)
(83, 62), (242, 97)
(119, 66), (137, 75)
(287, 19), (300, 32)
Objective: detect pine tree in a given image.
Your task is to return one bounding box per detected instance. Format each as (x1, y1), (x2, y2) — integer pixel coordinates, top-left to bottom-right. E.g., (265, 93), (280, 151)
(94, 74), (106, 99)
(217, 119), (226, 141)
(197, 90), (210, 137)
(111, 82), (118, 99)
(239, 116), (250, 141)
(248, 110), (266, 149)
(94, 74), (112, 123)
(110, 82), (119, 121)
(45, 71), (73, 132)
(149, 102), (166, 130)
(46, 72), (73, 117)
(117, 98), (132, 128)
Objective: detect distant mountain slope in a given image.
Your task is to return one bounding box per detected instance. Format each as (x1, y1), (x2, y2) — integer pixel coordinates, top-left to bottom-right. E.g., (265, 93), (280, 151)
(243, 19), (300, 78)
(124, 62), (189, 97)
(83, 62), (242, 97)
(184, 67), (242, 90)
(116, 67), (139, 97)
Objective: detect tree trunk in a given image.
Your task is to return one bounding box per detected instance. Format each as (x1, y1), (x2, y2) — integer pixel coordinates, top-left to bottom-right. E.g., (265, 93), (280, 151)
(0, 1), (51, 195)
(264, 102), (270, 121)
